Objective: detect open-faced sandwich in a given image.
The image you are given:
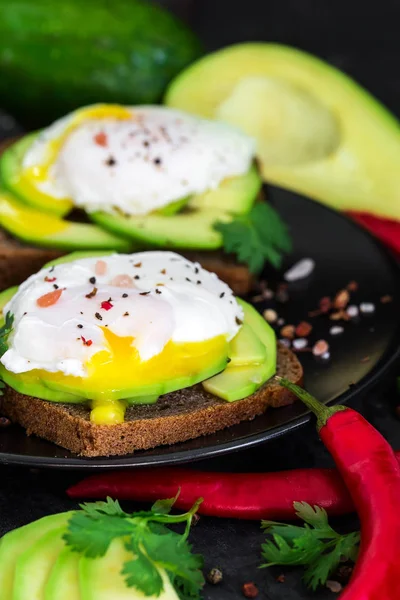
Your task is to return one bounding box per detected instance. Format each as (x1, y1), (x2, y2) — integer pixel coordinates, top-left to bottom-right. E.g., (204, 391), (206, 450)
(0, 104), (291, 293)
(0, 251), (302, 456)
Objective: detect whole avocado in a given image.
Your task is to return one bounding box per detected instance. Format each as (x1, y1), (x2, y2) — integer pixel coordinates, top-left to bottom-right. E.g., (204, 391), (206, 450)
(0, 0), (202, 128)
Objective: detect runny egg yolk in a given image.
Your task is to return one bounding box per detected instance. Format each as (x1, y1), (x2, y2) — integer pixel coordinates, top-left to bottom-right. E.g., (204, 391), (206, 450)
(22, 328), (229, 425)
(18, 105), (133, 210)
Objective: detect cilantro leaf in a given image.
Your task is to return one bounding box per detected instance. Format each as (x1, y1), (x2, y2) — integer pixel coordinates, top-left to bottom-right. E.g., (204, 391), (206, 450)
(63, 511), (135, 558)
(151, 490), (180, 515)
(64, 497), (204, 598)
(260, 502), (360, 591)
(0, 312), (14, 357)
(215, 203), (292, 274)
(122, 545), (164, 597)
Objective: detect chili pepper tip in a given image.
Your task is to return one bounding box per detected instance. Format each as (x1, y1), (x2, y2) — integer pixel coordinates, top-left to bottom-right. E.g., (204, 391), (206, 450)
(278, 377), (346, 430)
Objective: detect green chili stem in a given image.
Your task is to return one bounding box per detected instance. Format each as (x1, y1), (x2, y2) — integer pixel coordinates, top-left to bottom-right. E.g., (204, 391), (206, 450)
(277, 377), (347, 429)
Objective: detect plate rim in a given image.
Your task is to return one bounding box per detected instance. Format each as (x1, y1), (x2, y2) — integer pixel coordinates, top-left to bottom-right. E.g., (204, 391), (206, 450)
(0, 195), (399, 469)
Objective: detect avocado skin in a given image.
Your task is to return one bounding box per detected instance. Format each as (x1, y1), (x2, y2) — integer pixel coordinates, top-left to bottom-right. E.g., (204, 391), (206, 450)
(0, 0), (203, 128)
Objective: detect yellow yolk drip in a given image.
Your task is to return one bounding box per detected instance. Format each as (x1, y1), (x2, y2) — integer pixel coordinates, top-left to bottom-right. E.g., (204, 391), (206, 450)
(21, 328), (229, 424)
(18, 105), (133, 209)
(0, 193), (69, 236)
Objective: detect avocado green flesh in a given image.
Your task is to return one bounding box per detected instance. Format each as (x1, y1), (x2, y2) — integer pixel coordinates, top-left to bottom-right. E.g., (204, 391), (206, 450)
(79, 537), (179, 600)
(165, 43), (400, 220)
(0, 513), (72, 600)
(229, 321), (267, 367)
(0, 364), (85, 403)
(202, 298), (276, 401)
(90, 167), (261, 249)
(0, 133), (72, 217)
(40, 355), (229, 402)
(0, 285), (18, 325)
(45, 548), (80, 600)
(13, 527), (67, 600)
(0, 298), (274, 404)
(0, 191), (131, 252)
(0, 0), (202, 129)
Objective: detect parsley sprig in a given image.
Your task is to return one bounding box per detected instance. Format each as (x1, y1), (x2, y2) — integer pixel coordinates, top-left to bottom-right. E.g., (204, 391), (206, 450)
(214, 203), (292, 274)
(64, 495), (204, 599)
(260, 502), (360, 590)
(0, 312), (14, 357)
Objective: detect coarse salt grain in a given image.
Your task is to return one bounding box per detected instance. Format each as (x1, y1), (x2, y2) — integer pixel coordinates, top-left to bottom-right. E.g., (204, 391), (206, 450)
(312, 339), (329, 356)
(322, 351), (331, 360)
(330, 326), (344, 335)
(360, 302), (375, 314)
(293, 338), (308, 350)
(284, 258), (315, 282)
(346, 305), (359, 318)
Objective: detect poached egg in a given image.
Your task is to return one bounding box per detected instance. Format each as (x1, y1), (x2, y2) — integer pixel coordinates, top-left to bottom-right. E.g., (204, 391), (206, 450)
(21, 104), (256, 216)
(1, 252), (243, 415)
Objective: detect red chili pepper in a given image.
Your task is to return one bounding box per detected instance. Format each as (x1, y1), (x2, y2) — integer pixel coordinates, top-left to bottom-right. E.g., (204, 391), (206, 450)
(278, 378), (400, 600)
(44, 276), (57, 282)
(81, 336), (93, 347)
(101, 300), (113, 311)
(67, 455), (400, 522)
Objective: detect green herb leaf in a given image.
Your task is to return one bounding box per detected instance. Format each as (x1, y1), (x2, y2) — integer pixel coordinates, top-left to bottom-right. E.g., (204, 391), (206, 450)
(122, 544), (164, 597)
(64, 497), (204, 598)
(215, 203), (292, 274)
(151, 489), (180, 515)
(260, 502), (360, 591)
(0, 312), (14, 357)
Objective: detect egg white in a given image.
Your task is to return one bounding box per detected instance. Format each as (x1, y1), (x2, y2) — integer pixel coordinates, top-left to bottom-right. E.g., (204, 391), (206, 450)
(1, 252), (243, 377)
(22, 105), (256, 215)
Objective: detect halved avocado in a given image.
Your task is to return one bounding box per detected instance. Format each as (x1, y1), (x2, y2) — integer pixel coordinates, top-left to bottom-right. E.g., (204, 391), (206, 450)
(90, 166), (261, 249)
(0, 190), (131, 251)
(202, 298), (276, 401)
(166, 43), (400, 220)
(0, 133), (73, 217)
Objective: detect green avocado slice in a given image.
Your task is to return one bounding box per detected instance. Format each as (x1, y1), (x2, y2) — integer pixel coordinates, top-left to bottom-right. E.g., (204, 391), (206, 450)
(79, 537), (179, 600)
(44, 548), (80, 600)
(229, 321), (267, 367)
(90, 166), (261, 249)
(202, 298), (276, 401)
(0, 191), (131, 251)
(0, 513), (72, 600)
(13, 527), (67, 600)
(166, 43), (400, 221)
(0, 133), (73, 217)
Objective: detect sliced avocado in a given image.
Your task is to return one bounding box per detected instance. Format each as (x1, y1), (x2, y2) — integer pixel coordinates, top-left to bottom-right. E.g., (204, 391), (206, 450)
(202, 299), (276, 401)
(0, 191), (131, 251)
(79, 537), (179, 600)
(0, 285), (18, 317)
(45, 548), (80, 600)
(0, 133), (73, 217)
(40, 353), (229, 402)
(0, 513), (71, 600)
(166, 43), (400, 221)
(0, 364), (85, 403)
(90, 167), (261, 250)
(13, 527), (67, 600)
(156, 195), (190, 216)
(229, 321), (267, 367)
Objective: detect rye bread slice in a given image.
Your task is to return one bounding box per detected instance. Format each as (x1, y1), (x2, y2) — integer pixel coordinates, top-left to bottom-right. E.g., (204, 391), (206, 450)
(0, 345), (302, 457)
(0, 138), (254, 294)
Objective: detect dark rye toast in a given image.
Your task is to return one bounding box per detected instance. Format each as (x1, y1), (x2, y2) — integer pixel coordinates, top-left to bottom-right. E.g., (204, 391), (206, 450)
(0, 138), (255, 294)
(0, 345), (302, 457)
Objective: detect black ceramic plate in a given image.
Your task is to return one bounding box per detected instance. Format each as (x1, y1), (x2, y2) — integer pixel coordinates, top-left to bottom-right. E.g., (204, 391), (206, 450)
(0, 187), (399, 468)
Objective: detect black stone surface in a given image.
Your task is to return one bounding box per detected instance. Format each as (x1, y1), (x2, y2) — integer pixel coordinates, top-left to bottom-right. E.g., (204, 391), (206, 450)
(1, 0), (400, 597)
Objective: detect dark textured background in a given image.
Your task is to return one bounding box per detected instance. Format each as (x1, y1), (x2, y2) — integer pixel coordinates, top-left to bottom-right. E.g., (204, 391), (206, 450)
(0, 0), (400, 597)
